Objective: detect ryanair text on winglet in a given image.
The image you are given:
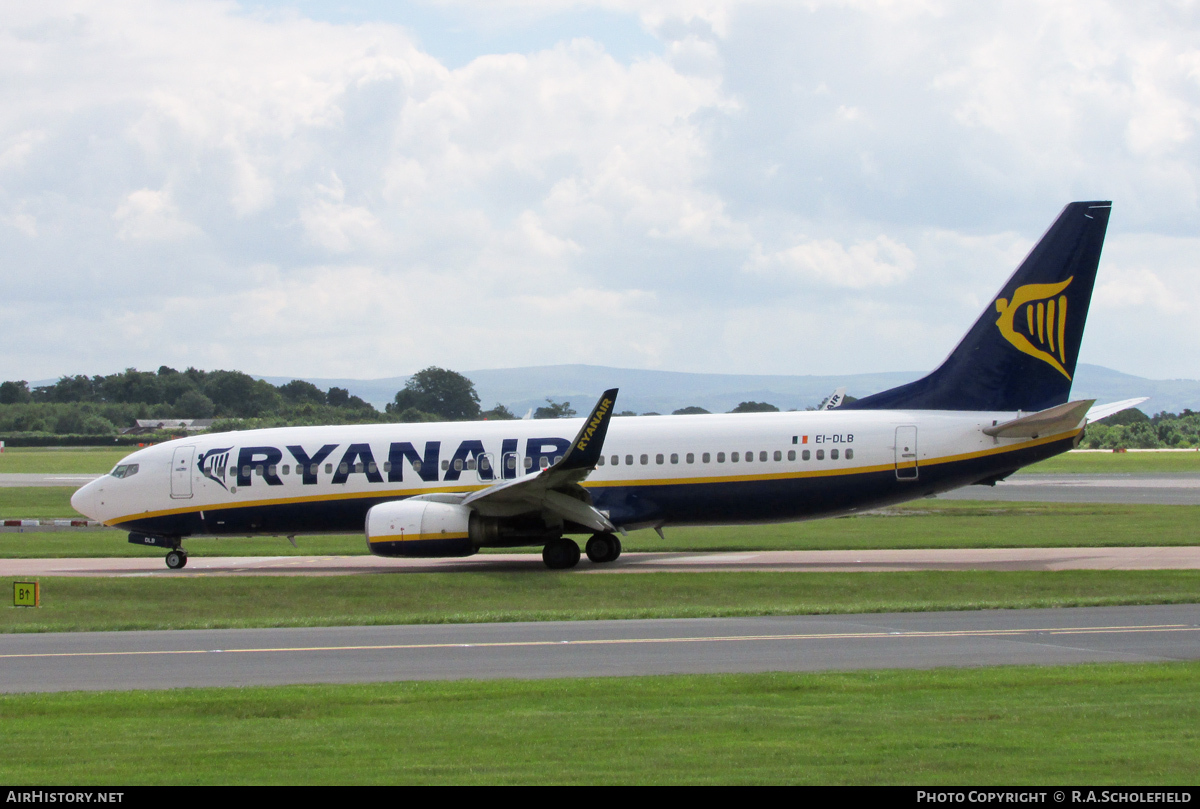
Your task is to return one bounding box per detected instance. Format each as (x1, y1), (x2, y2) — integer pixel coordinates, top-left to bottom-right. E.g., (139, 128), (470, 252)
(576, 397), (613, 452)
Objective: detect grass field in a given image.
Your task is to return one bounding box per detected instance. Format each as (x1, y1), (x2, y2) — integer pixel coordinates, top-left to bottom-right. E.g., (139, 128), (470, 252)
(3, 500), (1197, 558)
(3, 570), (1199, 633)
(1, 663), (1196, 784)
(1022, 450), (1200, 474)
(0, 447), (130, 474)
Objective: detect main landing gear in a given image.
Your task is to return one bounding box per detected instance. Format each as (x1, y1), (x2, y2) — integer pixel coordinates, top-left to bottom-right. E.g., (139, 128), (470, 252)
(542, 533), (622, 569)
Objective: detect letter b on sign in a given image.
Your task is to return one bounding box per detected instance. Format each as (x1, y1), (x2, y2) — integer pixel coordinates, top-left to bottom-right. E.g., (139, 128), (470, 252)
(14, 581), (39, 607)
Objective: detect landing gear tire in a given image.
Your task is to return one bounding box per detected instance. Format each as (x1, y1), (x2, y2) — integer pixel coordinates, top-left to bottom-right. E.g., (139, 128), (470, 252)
(542, 538), (581, 570)
(165, 550), (188, 570)
(586, 533), (622, 564)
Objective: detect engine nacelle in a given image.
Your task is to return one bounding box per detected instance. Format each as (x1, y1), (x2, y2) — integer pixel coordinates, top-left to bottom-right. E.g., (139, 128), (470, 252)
(366, 500), (476, 558)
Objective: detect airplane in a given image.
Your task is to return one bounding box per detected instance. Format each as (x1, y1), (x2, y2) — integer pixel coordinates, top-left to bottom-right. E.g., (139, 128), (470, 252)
(71, 200), (1145, 570)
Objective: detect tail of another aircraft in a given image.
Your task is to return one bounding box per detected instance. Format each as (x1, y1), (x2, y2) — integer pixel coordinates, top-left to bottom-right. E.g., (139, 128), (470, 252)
(844, 201), (1111, 413)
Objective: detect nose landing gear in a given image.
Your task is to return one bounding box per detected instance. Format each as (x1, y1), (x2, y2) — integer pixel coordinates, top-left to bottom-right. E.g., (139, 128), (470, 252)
(127, 533), (188, 570)
(165, 549), (189, 570)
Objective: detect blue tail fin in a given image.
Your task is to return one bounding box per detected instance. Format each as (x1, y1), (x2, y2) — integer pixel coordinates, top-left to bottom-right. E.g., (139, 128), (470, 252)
(844, 201), (1111, 412)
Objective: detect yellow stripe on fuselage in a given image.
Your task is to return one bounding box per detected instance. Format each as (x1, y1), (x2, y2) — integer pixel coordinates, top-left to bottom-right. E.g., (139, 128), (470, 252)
(105, 428), (1080, 527)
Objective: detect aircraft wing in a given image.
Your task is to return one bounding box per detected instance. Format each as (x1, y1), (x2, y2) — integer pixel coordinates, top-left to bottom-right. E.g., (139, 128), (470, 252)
(458, 388), (619, 532)
(1086, 397), (1149, 423)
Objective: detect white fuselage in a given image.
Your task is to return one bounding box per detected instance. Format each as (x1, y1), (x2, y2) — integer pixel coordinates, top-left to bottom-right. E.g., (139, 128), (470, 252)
(71, 408), (1077, 542)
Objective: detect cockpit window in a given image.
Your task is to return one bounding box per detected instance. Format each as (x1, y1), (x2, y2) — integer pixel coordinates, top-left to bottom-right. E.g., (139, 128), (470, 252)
(111, 464), (139, 479)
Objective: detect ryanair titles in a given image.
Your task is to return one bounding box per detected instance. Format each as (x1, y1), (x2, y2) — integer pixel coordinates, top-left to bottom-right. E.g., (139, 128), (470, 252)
(200, 437), (574, 489)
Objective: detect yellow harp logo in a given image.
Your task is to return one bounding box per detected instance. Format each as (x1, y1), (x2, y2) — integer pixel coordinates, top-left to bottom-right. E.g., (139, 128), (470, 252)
(994, 276), (1074, 380)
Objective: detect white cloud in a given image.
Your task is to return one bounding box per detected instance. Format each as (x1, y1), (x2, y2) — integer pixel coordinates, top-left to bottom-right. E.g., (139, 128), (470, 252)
(745, 235), (916, 288)
(0, 0), (1198, 385)
(112, 188), (202, 242)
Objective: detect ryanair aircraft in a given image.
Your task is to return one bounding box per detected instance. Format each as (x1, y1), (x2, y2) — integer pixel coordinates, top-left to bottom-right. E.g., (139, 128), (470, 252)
(72, 201), (1143, 570)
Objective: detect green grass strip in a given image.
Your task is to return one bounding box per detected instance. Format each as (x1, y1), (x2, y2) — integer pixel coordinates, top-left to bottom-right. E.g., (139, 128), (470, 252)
(1021, 450), (1200, 474)
(0, 448), (130, 474)
(3, 570), (1199, 633)
(1, 663), (1198, 784)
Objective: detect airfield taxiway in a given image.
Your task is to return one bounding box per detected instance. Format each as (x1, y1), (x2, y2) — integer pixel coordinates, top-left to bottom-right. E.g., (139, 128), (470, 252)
(5, 546), (1200, 577)
(1, 604), (1196, 693)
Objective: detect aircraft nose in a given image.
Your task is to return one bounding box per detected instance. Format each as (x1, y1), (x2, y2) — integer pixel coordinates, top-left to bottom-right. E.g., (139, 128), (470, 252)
(71, 480), (97, 520)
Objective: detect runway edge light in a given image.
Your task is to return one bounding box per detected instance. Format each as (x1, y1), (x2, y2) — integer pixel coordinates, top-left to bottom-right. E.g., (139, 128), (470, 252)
(13, 581), (39, 608)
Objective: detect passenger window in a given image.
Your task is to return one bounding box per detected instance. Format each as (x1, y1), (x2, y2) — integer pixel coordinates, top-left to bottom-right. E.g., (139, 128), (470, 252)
(354, 462), (364, 473)
(281, 464), (290, 475)
(369, 461), (378, 474)
(540, 457), (551, 469)
(670, 453), (679, 464)
(831, 449), (839, 460)
(311, 464), (319, 475)
(412, 461), (422, 473)
(787, 450), (795, 461)
(816, 450), (824, 460)
(339, 463), (348, 474)
(466, 459), (476, 471)
(731, 452), (739, 462)
(702, 452), (711, 463)
(656, 454), (664, 465)
(442, 460), (450, 471)
(640, 454), (648, 465)
(453, 459), (463, 472)
(383, 462), (391, 473)
(255, 465), (264, 476)
(506, 456), (516, 470)
(686, 453), (694, 464)
(553, 455), (563, 465)
(324, 463), (332, 474)
(479, 457), (490, 472)
(625, 455), (633, 466)
(525, 457), (533, 469)
(743, 451), (751, 463)
(773, 451), (781, 462)
(802, 450), (810, 461)
(598, 456), (605, 466)
(760, 451), (768, 462)
(846, 449), (854, 460)
(611, 455), (619, 466)
(268, 464), (277, 476)
(717, 452), (725, 463)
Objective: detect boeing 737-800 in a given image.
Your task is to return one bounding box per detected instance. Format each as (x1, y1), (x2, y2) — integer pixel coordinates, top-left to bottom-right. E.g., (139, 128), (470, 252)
(71, 201), (1142, 569)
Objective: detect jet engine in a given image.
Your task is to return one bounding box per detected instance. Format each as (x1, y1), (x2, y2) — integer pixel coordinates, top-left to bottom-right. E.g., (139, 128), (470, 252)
(366, 500), (476, 558)
(366, 499), (562, 558)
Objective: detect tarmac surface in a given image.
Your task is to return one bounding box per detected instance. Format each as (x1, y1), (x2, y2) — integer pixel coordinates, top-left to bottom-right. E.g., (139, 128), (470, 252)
(940, 473), (1200, 505)
(5, 546), (1200, 577)
(2, 604), (1197, 692)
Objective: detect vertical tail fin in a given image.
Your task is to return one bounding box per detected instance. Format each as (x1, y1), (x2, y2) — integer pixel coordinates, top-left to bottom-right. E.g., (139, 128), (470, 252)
(844, 201), (1111, 412)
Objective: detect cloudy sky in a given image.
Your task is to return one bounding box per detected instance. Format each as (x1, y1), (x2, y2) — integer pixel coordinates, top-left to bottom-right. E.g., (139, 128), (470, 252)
(2, 0), (1197, 384)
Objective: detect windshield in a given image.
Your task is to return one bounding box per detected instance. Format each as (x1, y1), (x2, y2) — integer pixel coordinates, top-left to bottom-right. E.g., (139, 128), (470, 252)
(110, 464), (139, 479)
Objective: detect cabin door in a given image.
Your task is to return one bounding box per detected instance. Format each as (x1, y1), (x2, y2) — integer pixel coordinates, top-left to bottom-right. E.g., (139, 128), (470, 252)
(171, 446), (196, 499)
(894, 426), (918, 480)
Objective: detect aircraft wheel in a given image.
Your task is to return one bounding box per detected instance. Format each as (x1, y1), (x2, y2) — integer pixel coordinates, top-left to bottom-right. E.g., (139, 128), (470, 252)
(543, 538), (581, 570)
(165, 550), (188, 570)
(586, 533), (621, 564)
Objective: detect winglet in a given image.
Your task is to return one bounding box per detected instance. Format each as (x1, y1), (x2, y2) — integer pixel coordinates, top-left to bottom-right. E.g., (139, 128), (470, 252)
(554, 388), (618, 471)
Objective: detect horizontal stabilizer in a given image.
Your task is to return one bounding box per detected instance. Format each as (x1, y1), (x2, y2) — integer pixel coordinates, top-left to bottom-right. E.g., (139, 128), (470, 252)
(983, 399), (1093, 439)
(1086, 397), (1149, 423)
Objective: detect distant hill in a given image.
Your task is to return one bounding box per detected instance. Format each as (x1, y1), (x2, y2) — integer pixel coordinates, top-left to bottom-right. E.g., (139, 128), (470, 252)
(255, 363), (1200, 415)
